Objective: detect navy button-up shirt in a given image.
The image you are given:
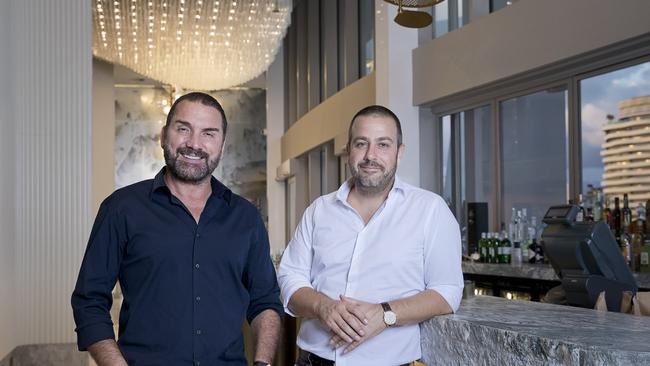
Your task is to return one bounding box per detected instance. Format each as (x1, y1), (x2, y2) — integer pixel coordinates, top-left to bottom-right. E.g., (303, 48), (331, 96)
(72, 168), (283, 365)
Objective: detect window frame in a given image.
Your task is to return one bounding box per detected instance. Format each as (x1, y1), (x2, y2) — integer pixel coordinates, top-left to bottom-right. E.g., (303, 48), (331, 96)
(426, 50), (650, 230)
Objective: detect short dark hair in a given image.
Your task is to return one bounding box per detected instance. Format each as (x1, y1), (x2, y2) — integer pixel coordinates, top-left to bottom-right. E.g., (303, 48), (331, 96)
(348, 105), (403, 147)
(165, 92), (228, 136)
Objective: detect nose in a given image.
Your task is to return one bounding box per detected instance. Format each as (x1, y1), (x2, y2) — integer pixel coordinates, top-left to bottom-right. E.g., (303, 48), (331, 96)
(185, 131), (201, 150)
(364, 144), (377, 160)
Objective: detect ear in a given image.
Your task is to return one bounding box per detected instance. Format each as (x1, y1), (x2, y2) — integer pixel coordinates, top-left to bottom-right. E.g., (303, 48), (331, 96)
(160, 125), (167, 148)
(397, 144), (405, 163)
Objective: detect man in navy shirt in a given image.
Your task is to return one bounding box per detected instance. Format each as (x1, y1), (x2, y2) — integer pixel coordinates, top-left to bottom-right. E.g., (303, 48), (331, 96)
(72, 92), (282, 366)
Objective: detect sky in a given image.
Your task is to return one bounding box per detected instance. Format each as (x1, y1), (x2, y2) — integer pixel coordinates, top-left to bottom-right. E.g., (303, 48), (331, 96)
(580, 61), (650, 191)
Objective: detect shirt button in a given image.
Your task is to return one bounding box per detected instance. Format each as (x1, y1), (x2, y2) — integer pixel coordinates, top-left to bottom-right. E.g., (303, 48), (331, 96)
(196, 296), (201, 301)
(195, 263), (200, 269)
(196, 233), (200, 238)
(196, 329), (202, 335)
(195, 362), (201, 366)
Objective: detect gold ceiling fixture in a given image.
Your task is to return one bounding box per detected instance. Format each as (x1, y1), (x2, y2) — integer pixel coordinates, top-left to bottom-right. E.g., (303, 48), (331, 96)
(93, 0), (292, 91)
(383, 0), (445, 29)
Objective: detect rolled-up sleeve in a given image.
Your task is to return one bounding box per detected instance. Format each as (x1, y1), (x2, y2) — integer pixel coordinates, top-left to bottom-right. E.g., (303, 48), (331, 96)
(71, 196), (125, 351)
(423, 197), (464, 313)
(245, 214), (284, 323)
(277, 202), (316, 316)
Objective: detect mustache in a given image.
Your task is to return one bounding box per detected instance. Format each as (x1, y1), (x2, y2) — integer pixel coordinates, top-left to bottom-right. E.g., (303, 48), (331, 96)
(177, 146), (208, 159)
(358, 160), (384, 169)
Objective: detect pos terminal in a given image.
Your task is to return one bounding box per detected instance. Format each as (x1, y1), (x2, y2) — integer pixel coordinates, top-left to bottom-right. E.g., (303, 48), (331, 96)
(541, 204), (638, 311)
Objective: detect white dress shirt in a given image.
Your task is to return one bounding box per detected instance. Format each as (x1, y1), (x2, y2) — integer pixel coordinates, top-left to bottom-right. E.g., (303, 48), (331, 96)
(278, 176), (464, 366)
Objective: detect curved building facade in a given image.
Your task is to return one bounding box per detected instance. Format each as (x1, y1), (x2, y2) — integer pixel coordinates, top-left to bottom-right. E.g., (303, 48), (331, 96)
(601, 95), (650, 211)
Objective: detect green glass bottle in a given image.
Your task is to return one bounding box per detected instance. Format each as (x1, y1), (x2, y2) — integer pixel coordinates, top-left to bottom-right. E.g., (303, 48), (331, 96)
(479, 232), (487, 263)
(501, 232), (512, 264)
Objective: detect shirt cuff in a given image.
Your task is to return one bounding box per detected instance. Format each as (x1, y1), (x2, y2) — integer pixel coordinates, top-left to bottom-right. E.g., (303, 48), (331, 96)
(75, 321), (116, 351)
(427, 284), (463, 313)
(280, 280), (313, 317)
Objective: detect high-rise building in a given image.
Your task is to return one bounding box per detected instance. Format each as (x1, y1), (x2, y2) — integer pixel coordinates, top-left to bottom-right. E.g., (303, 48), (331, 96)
(602, 95), (650, 213)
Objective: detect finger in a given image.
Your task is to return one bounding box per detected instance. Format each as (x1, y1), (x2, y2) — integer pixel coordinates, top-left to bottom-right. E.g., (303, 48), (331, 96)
(343, 340), (361, 354)
(329, 334), (341, 345)
(339, 295), (369, 324)
(340, 311), (366, 336)
(335, 316), (363, 341)
(330, 325), (353, 343)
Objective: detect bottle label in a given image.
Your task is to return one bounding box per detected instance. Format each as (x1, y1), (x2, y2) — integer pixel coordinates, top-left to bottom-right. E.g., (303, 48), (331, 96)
(497, 247), (502, 255)
(489, 248), (495, 256)
(642, 252), (649, 266)
(502, 247), (511, 255)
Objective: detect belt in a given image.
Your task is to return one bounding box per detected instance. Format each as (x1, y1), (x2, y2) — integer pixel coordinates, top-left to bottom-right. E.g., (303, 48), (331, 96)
(297, 349), (415, 366)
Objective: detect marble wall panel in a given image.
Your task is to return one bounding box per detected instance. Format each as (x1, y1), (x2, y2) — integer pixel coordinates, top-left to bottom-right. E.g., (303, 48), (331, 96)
(114, 88), (267, 214)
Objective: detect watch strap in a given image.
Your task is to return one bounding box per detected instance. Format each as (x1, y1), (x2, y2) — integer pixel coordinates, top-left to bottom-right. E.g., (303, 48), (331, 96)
(381, 302), (392, 312)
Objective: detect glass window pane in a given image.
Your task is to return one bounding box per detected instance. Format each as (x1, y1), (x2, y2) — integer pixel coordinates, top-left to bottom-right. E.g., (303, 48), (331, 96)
(359, 0), (374, 77)
(500, 87), (569, 224)
(441, 115), (453, 206)
(433, 1), (448, 38)
(581, 61), (650, 211)
(460, 105), (495, 229)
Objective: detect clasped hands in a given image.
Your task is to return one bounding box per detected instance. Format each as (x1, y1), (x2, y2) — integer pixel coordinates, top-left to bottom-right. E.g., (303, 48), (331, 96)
(316, 295), (387, 354)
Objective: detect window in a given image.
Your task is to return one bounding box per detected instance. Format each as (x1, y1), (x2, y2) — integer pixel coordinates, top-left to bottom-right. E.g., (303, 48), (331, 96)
(359, 0), (374, 77)
(580, 61), (650, 211)
(500, 87), (569, 224)
(460, 105), (495, 229)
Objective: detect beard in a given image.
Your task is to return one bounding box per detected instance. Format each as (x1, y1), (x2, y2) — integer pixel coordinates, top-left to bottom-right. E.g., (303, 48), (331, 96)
(349, 158), (397, 194)
(163, 144), (220, 184)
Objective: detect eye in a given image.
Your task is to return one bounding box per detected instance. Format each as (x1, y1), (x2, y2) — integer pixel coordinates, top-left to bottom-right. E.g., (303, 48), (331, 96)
(204, 131), (216, 138)
(354, 141), (367, 148)
(378, 142), (390, 149)
(177, 126), (189, 133)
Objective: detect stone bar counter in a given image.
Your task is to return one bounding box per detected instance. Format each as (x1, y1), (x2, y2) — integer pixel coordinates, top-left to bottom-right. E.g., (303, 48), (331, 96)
(421, 295), (650, 365)
(462, 261), (650, 289)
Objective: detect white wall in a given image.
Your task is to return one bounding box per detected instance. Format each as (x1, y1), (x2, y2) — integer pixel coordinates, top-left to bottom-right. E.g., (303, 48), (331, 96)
(92, 59), (115, 216)
(266, 46), (287, 254)
(12, 0), (92, 345)
(0, 0), (17, 358)
(375, 0), (420, 186)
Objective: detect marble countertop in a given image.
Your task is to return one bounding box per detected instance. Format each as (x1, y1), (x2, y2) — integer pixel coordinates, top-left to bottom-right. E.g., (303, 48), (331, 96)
(462, 261), (650, 289)
(421, 295), (650, 365)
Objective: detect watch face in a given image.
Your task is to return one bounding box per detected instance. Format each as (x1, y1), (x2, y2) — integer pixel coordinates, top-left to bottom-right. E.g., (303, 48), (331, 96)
(384, 311), (397, 326)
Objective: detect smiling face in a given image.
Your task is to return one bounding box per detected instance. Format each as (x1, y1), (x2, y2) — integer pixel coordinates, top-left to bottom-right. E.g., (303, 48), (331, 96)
(347, 114), (404, 194)
(161, 100), (225, 184)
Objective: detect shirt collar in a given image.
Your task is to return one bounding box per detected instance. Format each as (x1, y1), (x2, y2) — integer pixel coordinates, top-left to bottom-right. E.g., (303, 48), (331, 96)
(150, 167), (233, 204)
(335, 175), (406, 204)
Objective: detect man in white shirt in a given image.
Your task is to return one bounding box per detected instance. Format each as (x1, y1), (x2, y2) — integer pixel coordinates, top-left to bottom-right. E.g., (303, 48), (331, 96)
(278, 105), (464, 366)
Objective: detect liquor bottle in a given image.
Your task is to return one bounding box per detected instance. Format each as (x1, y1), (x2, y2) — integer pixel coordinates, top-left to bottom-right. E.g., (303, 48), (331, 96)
(509, 208), (517, 241)
(613, 197), (622, 245)
(487, 233), (495, 264)
(512, 241), (522, 266)
(576, 194), (585, 222)
(622, 194), (632, 233)
(526, 216), (537, 262)
(646, 199), (650, 237)
(603, 197), (612, 229)
(500, 232), (512, 264)
(620, 224), (633, 271)
(479, 232), (487, 263)
(636, 202), (647, 236)
(632, 219), (644, 272)
(593, 190), (603, 222)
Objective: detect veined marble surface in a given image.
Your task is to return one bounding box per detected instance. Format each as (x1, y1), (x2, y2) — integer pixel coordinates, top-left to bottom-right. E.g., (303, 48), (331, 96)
(421, 295), (650, 365)
(462, 261), (650, 289)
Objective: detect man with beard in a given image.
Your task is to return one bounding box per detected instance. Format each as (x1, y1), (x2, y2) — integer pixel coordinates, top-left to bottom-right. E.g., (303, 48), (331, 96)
(72, 92), (282, 366)
(278, 105), (463, 366)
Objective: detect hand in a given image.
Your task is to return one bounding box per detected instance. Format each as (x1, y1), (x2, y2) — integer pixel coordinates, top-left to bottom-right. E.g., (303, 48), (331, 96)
(329, 296), (387, 354)
(315, 295), (368, 343)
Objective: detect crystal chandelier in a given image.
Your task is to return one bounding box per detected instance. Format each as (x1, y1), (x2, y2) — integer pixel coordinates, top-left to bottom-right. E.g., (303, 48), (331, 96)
(93, 0), (292, 90)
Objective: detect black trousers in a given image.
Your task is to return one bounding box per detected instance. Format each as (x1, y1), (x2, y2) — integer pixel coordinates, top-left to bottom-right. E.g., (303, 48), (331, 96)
(295, 349), (413, 366)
